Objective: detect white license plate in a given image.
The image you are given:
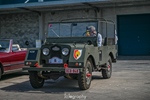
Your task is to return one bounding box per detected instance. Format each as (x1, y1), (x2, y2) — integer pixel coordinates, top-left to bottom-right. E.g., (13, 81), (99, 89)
(49, 57), (63, 64)
(65, 68), (80, 74)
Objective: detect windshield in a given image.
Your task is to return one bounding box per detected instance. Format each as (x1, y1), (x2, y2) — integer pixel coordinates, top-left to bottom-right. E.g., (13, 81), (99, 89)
(0, 40), (10, 52)
(48, 21), (98, 37)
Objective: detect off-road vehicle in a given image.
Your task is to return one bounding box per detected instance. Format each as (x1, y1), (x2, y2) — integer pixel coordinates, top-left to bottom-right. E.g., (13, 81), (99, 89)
(24, 18), (117, 90)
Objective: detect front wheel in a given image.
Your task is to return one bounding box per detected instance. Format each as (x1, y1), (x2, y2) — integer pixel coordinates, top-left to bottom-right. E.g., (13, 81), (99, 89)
(102, 56), (112, 79)
(78, 58), (92, 90)
(29, 71), (44, 89)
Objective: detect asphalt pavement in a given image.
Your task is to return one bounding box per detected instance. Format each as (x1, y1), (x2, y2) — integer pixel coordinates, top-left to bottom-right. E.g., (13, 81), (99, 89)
(0, 57), (150, 100)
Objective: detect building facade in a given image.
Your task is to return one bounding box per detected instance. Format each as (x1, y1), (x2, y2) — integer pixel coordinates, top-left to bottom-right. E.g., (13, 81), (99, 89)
(0, 0), (150, 55)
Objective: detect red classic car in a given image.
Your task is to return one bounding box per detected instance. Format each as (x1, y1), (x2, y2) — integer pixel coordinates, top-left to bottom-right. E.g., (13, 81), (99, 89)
(0, 39), (27, 79)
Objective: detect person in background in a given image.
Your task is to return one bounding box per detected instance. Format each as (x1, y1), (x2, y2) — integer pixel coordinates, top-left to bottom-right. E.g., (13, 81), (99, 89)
(86, 26), (102, 47)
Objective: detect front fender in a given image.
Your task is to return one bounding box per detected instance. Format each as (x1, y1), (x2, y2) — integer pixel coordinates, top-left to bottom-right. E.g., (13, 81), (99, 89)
(68, 47), (86, 67)
(68, 45), (97, 67)
(24, 48), (41, 67)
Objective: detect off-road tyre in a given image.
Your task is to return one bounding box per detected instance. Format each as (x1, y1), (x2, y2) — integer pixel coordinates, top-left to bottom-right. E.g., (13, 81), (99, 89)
(29, 71), (44, 89)
(78, 58), (92, 90)
(102, 56), (112, 79)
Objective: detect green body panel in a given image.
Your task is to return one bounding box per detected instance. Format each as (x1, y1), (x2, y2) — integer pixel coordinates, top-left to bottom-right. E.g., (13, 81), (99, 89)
(24, 48), (41, 67)
(24, 18), (117, 72)
(24, 42), (116, 72)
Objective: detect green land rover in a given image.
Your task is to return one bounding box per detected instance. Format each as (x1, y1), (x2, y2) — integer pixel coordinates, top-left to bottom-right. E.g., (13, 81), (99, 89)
(24, 18), (117, 90)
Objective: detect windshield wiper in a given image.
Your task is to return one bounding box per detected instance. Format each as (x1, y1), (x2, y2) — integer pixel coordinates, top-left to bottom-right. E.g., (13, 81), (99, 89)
(51, 29), (60, 37)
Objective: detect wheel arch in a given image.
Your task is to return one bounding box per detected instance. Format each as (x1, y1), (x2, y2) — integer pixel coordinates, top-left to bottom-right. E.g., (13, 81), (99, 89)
(109, 52), (115, 62)
(87, 55), (96, 71)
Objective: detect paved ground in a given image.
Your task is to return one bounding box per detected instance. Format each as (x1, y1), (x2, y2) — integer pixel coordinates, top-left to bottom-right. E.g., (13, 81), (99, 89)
(0, 59), (150, 100)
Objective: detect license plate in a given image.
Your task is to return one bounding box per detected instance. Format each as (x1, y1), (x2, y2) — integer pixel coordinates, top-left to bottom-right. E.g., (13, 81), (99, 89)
(49, 57), (63, 64)
(65, 68), (80, 74)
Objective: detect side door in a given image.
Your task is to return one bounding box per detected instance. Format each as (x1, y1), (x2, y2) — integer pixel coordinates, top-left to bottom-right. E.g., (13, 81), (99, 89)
(9, 51), (26, 70)
(0, 39), (12, 73)
(1, 53), (11, 72)
(99, 46), (108, 65)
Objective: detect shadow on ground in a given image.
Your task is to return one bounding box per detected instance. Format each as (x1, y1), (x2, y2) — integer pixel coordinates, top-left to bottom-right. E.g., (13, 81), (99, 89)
(0, 72), (28, 81)
(0, 74), (103, 93)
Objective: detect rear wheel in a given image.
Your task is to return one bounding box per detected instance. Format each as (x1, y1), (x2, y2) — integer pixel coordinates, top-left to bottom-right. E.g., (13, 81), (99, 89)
(102, 56), (112, 79)
(29, 71), (44, 89)
(78, 58), (92, 90)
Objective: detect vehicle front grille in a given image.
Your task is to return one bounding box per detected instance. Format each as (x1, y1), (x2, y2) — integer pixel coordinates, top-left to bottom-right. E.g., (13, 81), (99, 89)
(50, 46), (62, 59)
(41, 45), (69, 67)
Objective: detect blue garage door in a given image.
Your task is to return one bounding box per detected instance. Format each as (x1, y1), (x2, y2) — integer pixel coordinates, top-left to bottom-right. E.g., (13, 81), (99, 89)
(117, 14), (150, 56)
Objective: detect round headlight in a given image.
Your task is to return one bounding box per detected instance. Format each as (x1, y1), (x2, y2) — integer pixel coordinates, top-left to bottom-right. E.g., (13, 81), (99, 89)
(42, 48), (49, 55)
(62, 48), (69, 56)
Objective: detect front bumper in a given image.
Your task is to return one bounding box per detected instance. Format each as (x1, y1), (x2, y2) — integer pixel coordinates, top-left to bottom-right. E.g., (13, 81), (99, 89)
(23, 67), (83, 72)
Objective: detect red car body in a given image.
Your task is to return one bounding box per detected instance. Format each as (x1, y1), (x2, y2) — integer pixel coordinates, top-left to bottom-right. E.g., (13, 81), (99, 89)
(0, 39), (27, 79)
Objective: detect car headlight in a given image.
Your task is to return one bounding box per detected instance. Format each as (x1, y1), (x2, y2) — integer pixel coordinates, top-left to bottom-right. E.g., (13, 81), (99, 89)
(42, 48), (50, 55)
(62, 48), (69, 56)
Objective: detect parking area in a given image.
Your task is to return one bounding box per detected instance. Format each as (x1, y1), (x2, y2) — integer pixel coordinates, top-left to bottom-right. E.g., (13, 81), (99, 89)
(0, 59), (150, 100)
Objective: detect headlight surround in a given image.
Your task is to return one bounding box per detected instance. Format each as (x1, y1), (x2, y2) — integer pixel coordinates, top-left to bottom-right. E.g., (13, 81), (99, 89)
(42, 48), (50, 55)
(62, 48), (69, 56)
